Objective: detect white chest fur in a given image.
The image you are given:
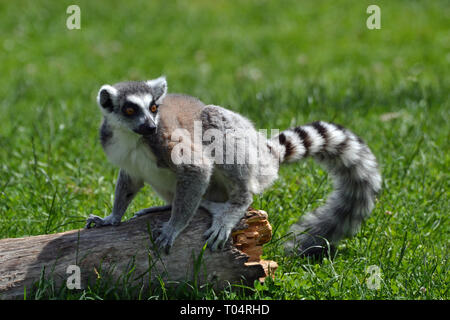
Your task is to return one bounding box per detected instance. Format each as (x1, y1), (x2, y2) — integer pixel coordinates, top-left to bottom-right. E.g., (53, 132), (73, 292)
(104, 129), (176, 202)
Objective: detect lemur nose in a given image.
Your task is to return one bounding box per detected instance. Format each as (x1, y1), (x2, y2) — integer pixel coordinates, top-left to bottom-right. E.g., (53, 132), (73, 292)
(134, 123), (156, 135)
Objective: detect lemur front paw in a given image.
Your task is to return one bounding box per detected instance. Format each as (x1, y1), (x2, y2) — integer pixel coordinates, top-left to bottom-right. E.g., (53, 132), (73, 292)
(153, 222), (179, 254)
(85, 214), (120, 229)
(203, 223), (233, 251)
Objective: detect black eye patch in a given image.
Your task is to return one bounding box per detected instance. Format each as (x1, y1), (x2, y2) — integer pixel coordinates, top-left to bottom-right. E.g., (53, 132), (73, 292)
(122, 102), (139, 116)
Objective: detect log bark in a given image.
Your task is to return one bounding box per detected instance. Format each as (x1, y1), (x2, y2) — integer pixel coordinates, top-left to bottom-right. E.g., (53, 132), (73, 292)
(0, 208), (277, 299)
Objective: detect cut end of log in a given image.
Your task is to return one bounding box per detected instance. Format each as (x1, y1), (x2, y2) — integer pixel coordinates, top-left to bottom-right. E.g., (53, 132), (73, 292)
(232, 208), (278, 282)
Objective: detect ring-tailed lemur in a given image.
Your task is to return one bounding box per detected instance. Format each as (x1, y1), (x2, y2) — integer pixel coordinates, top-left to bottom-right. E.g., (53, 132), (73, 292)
(85, 76), (381, 256)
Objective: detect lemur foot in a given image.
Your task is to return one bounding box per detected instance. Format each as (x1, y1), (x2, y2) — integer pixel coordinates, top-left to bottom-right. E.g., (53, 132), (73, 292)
(85, 214), (120, 229)
(203, 222), (233, 251)
(152, 222), (179, 254)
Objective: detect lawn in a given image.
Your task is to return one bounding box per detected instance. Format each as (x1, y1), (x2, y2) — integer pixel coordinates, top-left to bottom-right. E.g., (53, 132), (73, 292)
(0, 0), (448, 299)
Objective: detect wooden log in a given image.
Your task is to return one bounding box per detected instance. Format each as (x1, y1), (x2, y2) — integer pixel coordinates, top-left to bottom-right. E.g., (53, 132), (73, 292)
(0, 208), (277, 299)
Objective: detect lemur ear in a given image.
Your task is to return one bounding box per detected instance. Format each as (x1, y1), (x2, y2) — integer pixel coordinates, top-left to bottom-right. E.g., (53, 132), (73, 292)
(97, 85), (118, 111)
(146, 76), (167, 104)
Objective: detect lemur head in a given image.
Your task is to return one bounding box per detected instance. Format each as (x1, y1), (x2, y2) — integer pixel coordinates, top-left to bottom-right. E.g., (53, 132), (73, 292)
(97, 76), (167, 135)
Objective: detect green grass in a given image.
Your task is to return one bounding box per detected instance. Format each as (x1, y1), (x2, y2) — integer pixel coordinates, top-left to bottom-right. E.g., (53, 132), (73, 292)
(0, 0), (448, 299)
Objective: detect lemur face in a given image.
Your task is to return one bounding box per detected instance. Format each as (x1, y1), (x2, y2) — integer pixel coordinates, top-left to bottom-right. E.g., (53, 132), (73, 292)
(97, 76), (167, 135)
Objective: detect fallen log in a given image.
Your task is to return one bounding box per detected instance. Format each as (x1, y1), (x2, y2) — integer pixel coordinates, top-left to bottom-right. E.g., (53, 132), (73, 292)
(0, 208), (277, 299)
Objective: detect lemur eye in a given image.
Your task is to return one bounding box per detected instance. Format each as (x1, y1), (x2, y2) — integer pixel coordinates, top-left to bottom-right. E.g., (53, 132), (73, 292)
(125, 107), (135, 115)
(150, 104), (158, 113)
(123, 102), (138, 116)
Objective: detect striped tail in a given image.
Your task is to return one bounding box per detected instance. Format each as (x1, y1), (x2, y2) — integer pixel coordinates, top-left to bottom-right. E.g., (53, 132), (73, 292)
(273, 121), (382, 256)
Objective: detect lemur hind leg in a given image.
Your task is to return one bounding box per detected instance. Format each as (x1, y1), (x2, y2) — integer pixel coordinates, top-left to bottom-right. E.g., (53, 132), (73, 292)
(131, 205), (172, 219)
(203, 189), (253, 251)
(131, 201), (220, 220)
(200, 200), (227, 217)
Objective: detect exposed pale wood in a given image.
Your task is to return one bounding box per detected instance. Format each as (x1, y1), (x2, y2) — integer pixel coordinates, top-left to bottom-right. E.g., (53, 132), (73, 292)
(231, 208), (278, 281)
(0, 208), (277, 299)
